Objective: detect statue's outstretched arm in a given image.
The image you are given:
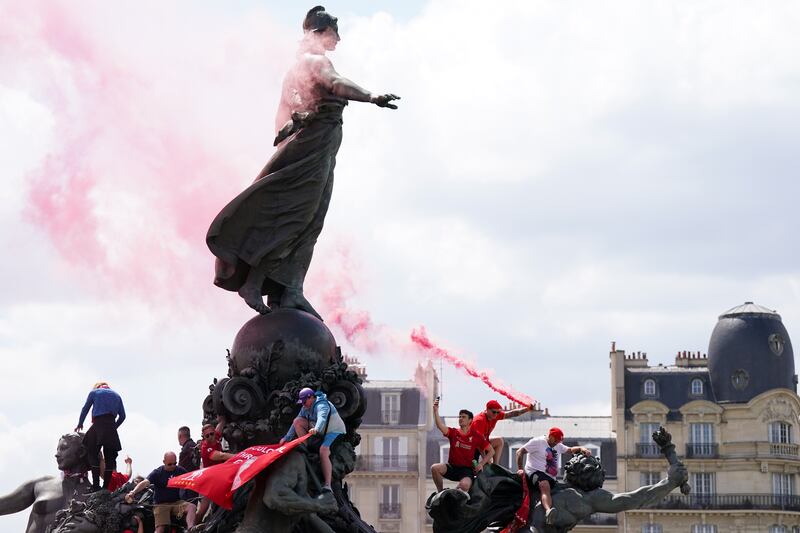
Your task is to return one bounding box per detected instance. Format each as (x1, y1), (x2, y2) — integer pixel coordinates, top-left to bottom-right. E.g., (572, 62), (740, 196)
(0, 478), (41, 515)
(590, 464), (687, 513)
(314, 56), (399, 108)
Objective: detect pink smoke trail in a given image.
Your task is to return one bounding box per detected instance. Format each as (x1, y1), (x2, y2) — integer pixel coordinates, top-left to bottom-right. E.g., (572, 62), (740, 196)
(410, 326), (535, 407)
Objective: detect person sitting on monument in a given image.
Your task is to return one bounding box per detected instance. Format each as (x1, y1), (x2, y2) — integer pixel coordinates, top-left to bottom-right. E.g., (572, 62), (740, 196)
(125, 451), (197, 532)
(197, 420), (234, 521)
(74, 381), (126, 492)
(430, 398), (494, 500)
(516, 427), (591, 525)
(99, 453), (133, 492)
(279, 387), (346, 493)
(470, 399), (533, 464)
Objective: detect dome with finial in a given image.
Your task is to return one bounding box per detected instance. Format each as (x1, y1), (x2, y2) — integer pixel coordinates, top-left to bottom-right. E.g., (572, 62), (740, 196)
(707, 302), (796, 403)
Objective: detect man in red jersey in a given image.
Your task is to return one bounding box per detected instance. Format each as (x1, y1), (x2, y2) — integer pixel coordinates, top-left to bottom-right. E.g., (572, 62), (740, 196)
(471, 400), (533, 463)
(197, 420), (234, 521)
(100, 454), (133, 492)
(430, 398), (494, 500)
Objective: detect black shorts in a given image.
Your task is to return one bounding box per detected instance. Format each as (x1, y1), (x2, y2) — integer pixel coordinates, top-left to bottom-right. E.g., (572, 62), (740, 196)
(528, 470), (556, 489)
(444, 464), (474, 482)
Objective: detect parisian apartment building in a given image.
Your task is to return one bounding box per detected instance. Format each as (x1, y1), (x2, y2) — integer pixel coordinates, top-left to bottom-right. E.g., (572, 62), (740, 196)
(347, 301), (799, 533)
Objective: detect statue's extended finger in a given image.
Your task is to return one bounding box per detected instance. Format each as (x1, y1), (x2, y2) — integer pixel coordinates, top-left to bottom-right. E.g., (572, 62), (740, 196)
(386, 103), (398, 109)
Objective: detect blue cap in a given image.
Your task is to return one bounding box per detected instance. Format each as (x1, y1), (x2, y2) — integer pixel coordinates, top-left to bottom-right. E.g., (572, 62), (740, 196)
(297, 387), (315, 404)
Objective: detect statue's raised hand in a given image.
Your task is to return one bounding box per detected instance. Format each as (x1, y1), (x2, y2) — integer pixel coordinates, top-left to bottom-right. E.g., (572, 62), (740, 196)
(371, 94), (400, 109)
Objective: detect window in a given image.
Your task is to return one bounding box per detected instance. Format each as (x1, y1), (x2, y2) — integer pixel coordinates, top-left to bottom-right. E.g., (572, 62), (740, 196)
(382, 437), (399, 468)
(640, 471), (661, 487)
(689, 423), (716, 457)
(640, 423), (660, 443)
(583, 443), (601, 462)
(509, 443), (524, 469)
(379, 484), (401, 519)
(691, 526), (717, 533)
(643, 379), (656, 396)
(769, 526), (787, 533)
(381, 393), (401, 425)
(692, 472), (715, 496)
(638, 422), (661, 457)
(691, 378), (704, 395)
(770, 422), (793, 444)
(642, 524), (662, 533)
(440, 444), (450, 464)
(773, 473), (795, 496)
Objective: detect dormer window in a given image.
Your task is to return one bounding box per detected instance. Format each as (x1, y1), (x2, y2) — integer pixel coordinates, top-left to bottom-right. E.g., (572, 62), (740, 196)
(691, 378), (704, 396)
(644, 379), (656, 396)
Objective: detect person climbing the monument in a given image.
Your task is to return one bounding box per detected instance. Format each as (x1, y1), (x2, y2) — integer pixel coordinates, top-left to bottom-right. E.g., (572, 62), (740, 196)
(280, 387), (346, 493)
(471, 399), (533, 463)
(197, 419), (234, 521)
(430, 398), (493, 500)
(516, 427), (592, 525)
(125, 451), (197, 532)
(74, 381), (126, 492)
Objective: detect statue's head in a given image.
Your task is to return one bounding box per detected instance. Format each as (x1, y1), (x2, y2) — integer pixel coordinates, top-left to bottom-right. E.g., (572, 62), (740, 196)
(303, 6), (339, 50)
(55, 433), (90, 473)
(564, 453), (605, 491)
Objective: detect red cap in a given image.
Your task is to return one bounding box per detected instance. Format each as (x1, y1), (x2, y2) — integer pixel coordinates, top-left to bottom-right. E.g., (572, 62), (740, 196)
(548, 427), (564, 441)
(486, 400), (502, 411)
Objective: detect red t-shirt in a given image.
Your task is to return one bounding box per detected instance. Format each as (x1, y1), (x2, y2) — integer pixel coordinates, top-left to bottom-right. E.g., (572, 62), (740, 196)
(471, 410), (505, 439)
(446, 427), (489, 467)
(108, 471), (129, 492)
(201, 433), (224, 468)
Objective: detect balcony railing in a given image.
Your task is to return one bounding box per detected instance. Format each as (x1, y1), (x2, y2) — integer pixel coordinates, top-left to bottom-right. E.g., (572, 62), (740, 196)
(579, 513), (618, 526)
(685, 443), (719, 458)
(636, 443), (661, 457)
(356, 455), (418, 472)
(646, 493), (800, 511)
(770, 443), (799, 457)
(382, 409), (400, 425)
(379, 503), (402, 519)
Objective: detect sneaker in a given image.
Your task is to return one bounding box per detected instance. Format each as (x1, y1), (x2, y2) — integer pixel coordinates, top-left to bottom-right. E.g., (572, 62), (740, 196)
(545, 507), (558, 525)
(456, 488), (471, 502)
(321, 486), (333, 493)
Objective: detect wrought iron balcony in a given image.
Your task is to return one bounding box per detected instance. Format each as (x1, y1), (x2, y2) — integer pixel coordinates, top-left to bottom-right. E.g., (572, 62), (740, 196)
(636, 443), (661, 457)
(381, 409), (401, 425)
(356, 455), (418, 472)
(647, 493), (800, 511)
(579, 513), (618, 526)
(770, 443), (799, 457)
(685, 443), (718, 458)
(379, 503), (402, 519)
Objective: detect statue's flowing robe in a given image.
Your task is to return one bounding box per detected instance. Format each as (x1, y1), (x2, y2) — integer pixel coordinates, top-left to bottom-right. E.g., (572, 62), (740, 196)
(207, 100), (346, 293)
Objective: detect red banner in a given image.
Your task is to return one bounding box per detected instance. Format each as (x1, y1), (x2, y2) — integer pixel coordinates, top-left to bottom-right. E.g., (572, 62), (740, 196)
(168, 433), (311, 509)
(500, 471), (530, 533)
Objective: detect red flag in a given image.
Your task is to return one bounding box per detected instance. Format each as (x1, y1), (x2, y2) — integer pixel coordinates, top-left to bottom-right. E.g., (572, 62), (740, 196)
(168, 433), (311, 509)
(500, 472), (530, 533)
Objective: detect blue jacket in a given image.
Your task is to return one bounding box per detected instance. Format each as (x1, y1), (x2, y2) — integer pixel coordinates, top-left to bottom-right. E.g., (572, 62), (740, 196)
(78, 388), (126, 428)
(283, 391), (346, 442)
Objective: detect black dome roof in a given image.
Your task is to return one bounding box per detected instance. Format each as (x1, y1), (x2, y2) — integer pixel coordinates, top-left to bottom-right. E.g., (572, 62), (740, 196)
(708, 302), (796, 403)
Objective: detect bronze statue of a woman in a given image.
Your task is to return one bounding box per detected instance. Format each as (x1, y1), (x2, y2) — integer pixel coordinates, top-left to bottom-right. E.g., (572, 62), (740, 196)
(207, 5), (399, 319)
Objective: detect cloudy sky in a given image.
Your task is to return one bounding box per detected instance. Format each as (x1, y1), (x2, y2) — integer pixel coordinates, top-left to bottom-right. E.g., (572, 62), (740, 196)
(2, 0), (800, 528)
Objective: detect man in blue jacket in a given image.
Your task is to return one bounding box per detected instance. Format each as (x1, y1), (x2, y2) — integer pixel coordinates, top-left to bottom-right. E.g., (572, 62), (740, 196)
(280, 387), (346, 492)
(74, 381), (126, 491)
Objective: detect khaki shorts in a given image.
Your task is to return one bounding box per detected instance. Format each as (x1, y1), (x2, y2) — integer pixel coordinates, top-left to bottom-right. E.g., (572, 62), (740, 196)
(153, 501), (190, 527)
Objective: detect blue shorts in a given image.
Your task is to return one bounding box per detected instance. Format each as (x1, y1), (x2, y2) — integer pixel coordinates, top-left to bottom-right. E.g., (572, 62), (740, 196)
(322, 432), (342, 447)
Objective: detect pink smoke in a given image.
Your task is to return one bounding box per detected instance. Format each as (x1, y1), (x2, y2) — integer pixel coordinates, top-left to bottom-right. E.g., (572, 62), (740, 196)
(2, 0), (293, 312)
(410, 326), (535, 407)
